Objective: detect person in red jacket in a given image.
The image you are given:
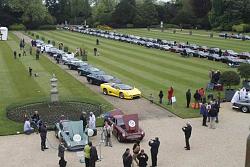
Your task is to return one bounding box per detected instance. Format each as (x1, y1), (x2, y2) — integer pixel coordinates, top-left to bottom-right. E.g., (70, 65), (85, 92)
(167, 87), (174, 105)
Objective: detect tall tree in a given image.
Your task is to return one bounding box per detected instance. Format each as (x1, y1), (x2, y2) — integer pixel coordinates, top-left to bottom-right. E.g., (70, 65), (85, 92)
(189, 0), (211, 18)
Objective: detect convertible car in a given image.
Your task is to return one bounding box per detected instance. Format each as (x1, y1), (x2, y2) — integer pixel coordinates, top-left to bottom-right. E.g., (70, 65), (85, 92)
(104, 109), (145, 142)
(86, 74), (121, 85)
(232, 100), (250, 113)
(100, 83), (141, 99)
(55, 120), (89, 151)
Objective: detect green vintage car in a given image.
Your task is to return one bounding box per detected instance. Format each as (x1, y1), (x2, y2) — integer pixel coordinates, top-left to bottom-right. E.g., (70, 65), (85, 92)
(55, 120), (89, 151)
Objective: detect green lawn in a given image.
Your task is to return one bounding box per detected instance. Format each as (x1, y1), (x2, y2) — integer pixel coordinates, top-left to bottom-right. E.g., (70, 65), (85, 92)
(0, 32), (112, 135)
(115, 28), (250, 53)
(32, 30), (233, 118)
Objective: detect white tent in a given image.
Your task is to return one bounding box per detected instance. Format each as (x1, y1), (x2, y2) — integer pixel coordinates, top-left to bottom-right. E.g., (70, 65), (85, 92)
(0, 27), (8, 41)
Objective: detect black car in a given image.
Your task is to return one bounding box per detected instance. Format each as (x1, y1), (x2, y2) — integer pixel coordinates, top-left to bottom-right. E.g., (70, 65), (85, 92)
(86, 74), (121, 85)
(232, 100), (250, 113)
(78, 67), (105, 76)
(68, 61), (88, 70)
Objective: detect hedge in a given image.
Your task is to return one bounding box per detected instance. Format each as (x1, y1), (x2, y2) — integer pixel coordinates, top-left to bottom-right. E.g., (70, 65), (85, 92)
(9, 24), (26, 30)
(232, 24), (250, 33)
(38, 25), (57, 30)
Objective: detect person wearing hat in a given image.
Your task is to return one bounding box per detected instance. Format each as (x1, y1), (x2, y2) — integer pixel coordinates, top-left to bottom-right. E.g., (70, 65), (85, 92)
(182, 122), (192, 150)
(148, 137), (160, 167)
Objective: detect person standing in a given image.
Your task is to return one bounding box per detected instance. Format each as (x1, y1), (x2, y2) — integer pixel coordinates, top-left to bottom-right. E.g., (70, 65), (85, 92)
(123, 148), (133, 167)
(214, 100), (220, 123)
(39, 122), (48, 151)
(167, 86), (174, 105)
(96, 39), (99, 45)
(58, 140), (67, 167)
(209, 103), (217, 129)
(159, 90), (163, 104)
(149, 137), (160, 167)
(36, 48), (40, 60)
(29, 67), (32, 77)
(132, 141), (140, 166)
(137, 149), (148, 167)
(29, 46), (32, 55)
(80, 111), (87, 131)
(103, 121), (112, 147)
(193, 90), (201, 109)
(182, 123), (192, 150)
(186, 89), (191, 108)
(84, 142), (91, 167)
(200, 102), (208, 126)
(13, 51), (17, 59)
(89, 112), (96, 130)
(89, 143), (98, 167)
(93, 48), (97, 56)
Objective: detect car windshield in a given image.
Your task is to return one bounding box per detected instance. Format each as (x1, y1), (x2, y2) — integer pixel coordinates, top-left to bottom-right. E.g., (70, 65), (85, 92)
(117, 84), (133, 90)
(102, 75), (114, 81)
(117, 118), (124, 126)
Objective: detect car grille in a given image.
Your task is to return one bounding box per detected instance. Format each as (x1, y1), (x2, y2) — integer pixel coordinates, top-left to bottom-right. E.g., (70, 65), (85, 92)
(126, 135), (141, 139)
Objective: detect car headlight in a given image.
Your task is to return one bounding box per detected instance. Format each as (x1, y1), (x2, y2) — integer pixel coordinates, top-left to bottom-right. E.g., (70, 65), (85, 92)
(141, 131), (144, 135)
(122, 133), (126, 137)
(67, 142), (71, 147)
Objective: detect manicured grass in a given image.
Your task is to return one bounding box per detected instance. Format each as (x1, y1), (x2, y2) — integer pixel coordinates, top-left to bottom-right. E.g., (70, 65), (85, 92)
(115, 28), (250, 53)
(32, 30), (232, 118)
(0, 32), (112, 135)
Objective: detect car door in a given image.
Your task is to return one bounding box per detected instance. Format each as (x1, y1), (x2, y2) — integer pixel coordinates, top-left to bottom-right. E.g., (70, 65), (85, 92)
(109, 85), (119, 96)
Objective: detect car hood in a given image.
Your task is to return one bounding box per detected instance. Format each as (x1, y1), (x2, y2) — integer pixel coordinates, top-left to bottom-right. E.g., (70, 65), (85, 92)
(122, 88), (141, 95)
(123, 114), (139, 132)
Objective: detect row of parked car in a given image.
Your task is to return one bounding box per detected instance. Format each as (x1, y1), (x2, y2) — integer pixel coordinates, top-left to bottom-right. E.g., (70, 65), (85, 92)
(64, 26), (250, 68)
(35, 39), (142, 100)
(219, 33), (250, 40)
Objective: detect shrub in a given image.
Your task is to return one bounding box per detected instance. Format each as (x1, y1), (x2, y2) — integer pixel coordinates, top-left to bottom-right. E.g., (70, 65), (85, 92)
(9, 24), (26, 30)
(38, 25), (57, 30)
(220, 71), (240, 89)
(165, 24), (180, 29)
(36, 35), (39, 39)
(31, 33), (34, 37)
(238, 64), (250, 81)
(232, 24), (250, 33)
(52, 41), (56, 46)
(64, 46), (69, 52)
(41, 37), (45, 41)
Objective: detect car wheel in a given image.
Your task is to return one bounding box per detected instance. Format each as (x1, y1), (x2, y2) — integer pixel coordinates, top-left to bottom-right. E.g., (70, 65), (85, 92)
(119, 92), (124, 99)
(89, 79), (93, 84)
(117, 134), (122, 142)
(103, 88), (108, 95)
(241, 106), (249, 113)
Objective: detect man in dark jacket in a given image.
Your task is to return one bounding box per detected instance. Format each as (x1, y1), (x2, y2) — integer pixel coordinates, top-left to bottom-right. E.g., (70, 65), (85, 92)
(39, 122), (48, 151)
(80, 111), (87, 131)
(123, 148), (132, 167)
(209, 104), (218, 129)
(182, 123), (192, 150)
(90, 144), (98, 167)
(149, 137), (160, 167)
(58, 140), (67, 167)
(200, 102), (208, 126)
(137, 149), (148, 167)
(186, 89), (191, 108)
(159, 90), (163, 104)
(193, 90), (201, 109)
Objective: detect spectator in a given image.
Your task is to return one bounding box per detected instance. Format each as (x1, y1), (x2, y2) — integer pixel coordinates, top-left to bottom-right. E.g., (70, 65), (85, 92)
(137, 149), (148, 167)
(206, 102), (212, 122)
(167, 86), (174, 105)
(89, 112), (96, 130)
(159, 90), (163, 104)
(31, 110), (41, 132)
(80, 112), (87, 131)
(198, 88), (206, 103)
(186, 89), (191, 108)
(122, 148), (132, 167)
(182, 122), (192, 150)
(94, 48), (97, 56)
(200, 102), (208, 127)
(13, 51), (17, 59)
(132, 141), (140, 166)
(149, 93), (154, 103)
(149, 137), (160, 167)
(29, 67), (32, 77)
(23, 118), (34, 135)
(58, 140), (67, 167)
(90, 143), (98, 167)
(29, 46), (32, 55)
(103, 121), (112, 147)
(193, 90), (201, 109)
(96, 39), (99, 45)
(84, 142), (91, 167)
(214, 100), (220, 123)
(39, 122), (48, 151)
(209, 103), (217, 129)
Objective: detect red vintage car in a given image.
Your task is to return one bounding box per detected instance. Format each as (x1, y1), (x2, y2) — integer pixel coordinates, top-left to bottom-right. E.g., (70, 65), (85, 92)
(106, 109), (145, 142)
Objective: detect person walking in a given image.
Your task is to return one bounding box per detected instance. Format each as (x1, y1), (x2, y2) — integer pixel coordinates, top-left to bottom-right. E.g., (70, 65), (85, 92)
(182, 122), (192, 150)
(167, 86), (174, 105)
(159, 90), (163, 104)
(123, 148), (132, 167)
(137, 149), (148, 167)
(84, 142), (91, 167)
(96, 39), (99, 45)
(13, 51), (17, 59)
(29, 67), (32, 77)
(103, 121), (112, 147)
(89, 143), (98, 167)
(200, 102), (208, 126)
(186, 89), (191, 108)
(58, 140), (67, 167)
(132, 141), (140, 166)
(149, 137), (160, 167)
(39, 122), (48, 151)
(93, 48), (97, 56)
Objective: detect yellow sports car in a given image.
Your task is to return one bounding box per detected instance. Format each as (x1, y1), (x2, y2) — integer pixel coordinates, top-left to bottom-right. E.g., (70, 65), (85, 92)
(100, 83), (141, 99)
